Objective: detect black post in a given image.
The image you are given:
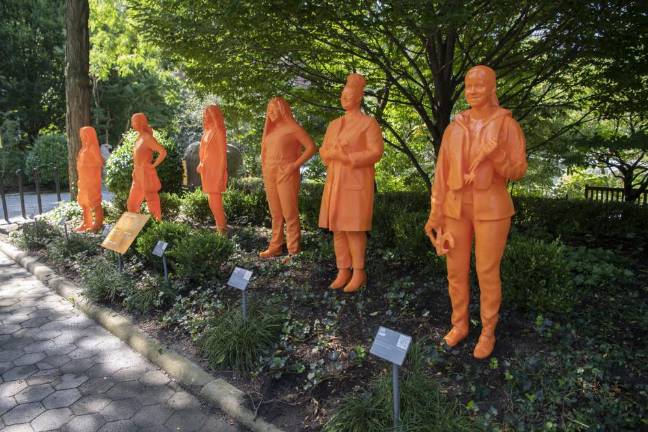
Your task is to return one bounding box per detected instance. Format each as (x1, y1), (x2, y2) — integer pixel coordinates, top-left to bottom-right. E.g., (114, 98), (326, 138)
(242, 290), (248, 321)
(33, 168), (42, 214)
(162, 254), (169, 283)
(16, 169), (26, 219)
(117, 253), (124, 273)
(393, 364), (400, 430)
(54, 166), (61, 202)
(0, 177), (9, 223)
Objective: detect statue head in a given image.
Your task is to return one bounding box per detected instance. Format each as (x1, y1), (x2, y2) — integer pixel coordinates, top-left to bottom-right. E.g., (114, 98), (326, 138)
(131, 112), (152, 134)
(341, 73), (366, 111)
(465, 65), (499, 109)
(263, 97), (295, 140)
(203, 105), (225, 131)
(79, 126), (99, 148)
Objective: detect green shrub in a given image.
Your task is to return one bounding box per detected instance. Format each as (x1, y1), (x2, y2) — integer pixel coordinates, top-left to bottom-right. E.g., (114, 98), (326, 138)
(25, 132), (68, 186)
(0, 115), (25, 187)
(41, 201), (83, 224)
(564, 246), (634, 291)
(79, 255), (133, 303)
(13, 219), (57, 251)
(160, 192), (182, 220)
(391, 211), (435, 263)
(179, 188), (213, 226)
(198, 303), (285, 373)
(324, 343), (475, 432)
(223, 188), (268, 226)
(46, 233), (100, 267)
(167, 229), (234, 282)
(105, 129), (183, 196)
(135, 220), (191, 269)
(123, 274), (173, 313)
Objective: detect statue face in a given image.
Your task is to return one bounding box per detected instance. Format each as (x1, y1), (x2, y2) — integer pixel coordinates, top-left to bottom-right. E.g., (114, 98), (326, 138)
(340, 86), (362, 111)
(131, 115), (147, 132)
(268, 102), (280, 122)
(465, 72), (495, 109)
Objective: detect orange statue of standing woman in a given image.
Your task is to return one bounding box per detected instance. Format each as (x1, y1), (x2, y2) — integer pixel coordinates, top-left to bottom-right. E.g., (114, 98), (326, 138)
(425, 65), (528, 359)
(319, 73), (384, 292)
(127, 113), (167, 221)
(75, 126), (104, 232)
(260, 97), (316, 257)
(198, 105), (228, 233)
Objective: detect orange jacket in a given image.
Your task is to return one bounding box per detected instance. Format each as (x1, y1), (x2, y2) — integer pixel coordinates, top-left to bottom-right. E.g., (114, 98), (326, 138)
(429, 108), (527, 224)
(319, 114), (383, 231)
(199, 127), (228, 193)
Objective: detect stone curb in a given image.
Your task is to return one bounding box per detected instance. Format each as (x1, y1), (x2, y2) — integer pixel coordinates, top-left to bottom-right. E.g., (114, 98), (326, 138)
(0, 240), (285, 432)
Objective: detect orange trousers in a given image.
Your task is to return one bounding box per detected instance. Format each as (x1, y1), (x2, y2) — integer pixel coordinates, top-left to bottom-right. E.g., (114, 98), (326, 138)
(263, 164), (301, 254)
(207, 193), (227, 232)
(334, 231), (366, 269)
(444, 203), (510, 336)
(127, 184), (161, 221)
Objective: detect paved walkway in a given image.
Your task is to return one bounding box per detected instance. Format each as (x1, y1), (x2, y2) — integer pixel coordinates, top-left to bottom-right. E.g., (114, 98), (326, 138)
(0, 252), (243, 432)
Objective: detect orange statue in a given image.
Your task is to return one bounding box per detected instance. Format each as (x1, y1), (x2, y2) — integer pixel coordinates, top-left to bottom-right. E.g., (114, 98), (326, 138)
(425, 65), (528, 359)
(198, 105), (228, 234)
(319, 73), (384, 292)
(126, 113), (167, 221)
(75, 126), (104, 232)
(260, 97), (317, 257)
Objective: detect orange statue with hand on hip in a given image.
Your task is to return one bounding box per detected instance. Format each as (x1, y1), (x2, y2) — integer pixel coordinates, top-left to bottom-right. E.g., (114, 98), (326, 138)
(198, 105), (228, 234)
(319, 73), (384, 293)
(260, 97), (316, 257)
(75, 126), (104, 232)
(425, 65), (528, 359)
(127, 113), (167, 221)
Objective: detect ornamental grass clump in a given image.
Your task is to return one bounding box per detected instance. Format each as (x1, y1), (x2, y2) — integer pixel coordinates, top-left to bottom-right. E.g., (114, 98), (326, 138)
(79, 255), (133, 304)
(198, 303), (284, 373)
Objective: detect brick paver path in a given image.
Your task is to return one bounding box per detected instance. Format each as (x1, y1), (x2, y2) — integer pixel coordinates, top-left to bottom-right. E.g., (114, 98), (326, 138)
(0, 252), (243, 432)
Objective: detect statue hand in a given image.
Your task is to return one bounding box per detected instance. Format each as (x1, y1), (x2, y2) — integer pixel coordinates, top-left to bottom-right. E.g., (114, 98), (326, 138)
(464, 171), (476, 185)
(197, 163), (203, 174)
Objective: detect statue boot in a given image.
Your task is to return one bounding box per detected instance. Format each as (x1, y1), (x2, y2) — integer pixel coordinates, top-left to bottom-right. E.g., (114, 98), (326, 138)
(329, 268), (352, 289)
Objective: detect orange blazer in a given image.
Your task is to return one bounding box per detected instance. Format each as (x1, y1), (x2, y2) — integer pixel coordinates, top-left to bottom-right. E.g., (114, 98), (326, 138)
(319, 114), (384, 231)
(429, 108), (527, 224)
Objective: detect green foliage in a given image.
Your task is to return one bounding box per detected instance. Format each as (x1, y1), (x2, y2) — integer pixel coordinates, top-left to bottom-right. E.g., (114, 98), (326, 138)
(122, 273), (172, 313)
(104, 129), (183, 195)
(198, 303), (285, 373)
(223, 188), (268, 226)
(12, 220), (57, 251)
(564, 246), (634, 291)
(25, 132), (68, 186)
(0, 113), (25, 185)
(179, 188), (212, 226)
(324, 343), (475, 432)
(46, 233), (100, 268)
(79, 255), (133, 304)
(167, 229), (233, 283)
(160, 192), (182, 220)
(553, 167), (621, 200)
(135, 220), (190, 269)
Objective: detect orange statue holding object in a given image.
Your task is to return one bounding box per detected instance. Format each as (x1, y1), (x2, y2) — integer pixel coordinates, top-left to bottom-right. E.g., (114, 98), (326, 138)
(75, 126), (104, 232)
(198, 105), (228, 234)
(425, 65), (528, 359)
(126, 113), (167, 221)
(260, 97), (316, 257)
(319, 73), (384, 292)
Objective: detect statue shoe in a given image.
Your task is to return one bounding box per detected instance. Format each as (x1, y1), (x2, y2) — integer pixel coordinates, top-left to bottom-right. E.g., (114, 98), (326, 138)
(343, 269), (367, 293)
(443, 327), (468, 347)
(473, 334), (496, 359)
(74, 223), (89, 233)
(329, 268), (352, 290)
(259, 248), (282, 258)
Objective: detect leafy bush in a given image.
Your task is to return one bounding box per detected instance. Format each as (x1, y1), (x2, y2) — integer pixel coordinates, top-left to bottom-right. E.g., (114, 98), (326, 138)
(25, 132), (68, 187)
(160, 192), (182, 220)
(12, 219), (57, 251)
(179, 188), (212, 226)
(40, 201), (83, 224)
(79, 255), (133, 303)
(167, 229), (234, 282)
(0, 114), (25, 187)
(123, 274), (173, 313)
(391, 211), (439, 265)
(46, 233), (100, 267)
(223, 188), (268, 226)
(105, 129), (183, 196)
(198, 303), (285, 373)
(564, 246), (634, 291)
(324, 343), (476, 432)
(135, 220), (191, 269)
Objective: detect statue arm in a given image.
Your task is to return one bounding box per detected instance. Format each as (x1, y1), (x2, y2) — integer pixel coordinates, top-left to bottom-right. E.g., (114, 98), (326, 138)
(147, 135), (167, 168)
(489, 117), (527, 180)
(428, 128), (451, 228)
(347, 120), (384, 168)
(292, 125), (317, 168)
(318, 125), (335, 166)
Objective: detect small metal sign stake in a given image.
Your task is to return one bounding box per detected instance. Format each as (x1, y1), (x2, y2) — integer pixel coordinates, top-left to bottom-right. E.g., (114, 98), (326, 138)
(227, 267), (253, 321)
(117, 253), (124, 273)
(370, 326), (412, 431)
(58, 217), (69, 241)
(101, 224), (112, 238)
(152, 240), (169, 284)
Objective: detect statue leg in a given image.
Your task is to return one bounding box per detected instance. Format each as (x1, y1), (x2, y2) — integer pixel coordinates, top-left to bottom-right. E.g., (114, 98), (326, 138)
(145, 192), (162, 221)
(90, 205), (104, 232)
(330, 231), (352, 289)
(127, 182), (144, 213)
(75, 206), (92, 232)
(208, 193), (227, 233)
(473, 216), (511, 359)
(277, 174), (301, 255)
(261, 174), (284, 257)
(343, 231), (367, 293)
(443, 209), (474, 347)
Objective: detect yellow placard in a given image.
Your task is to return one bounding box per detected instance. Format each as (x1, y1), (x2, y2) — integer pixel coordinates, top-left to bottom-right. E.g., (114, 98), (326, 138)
(101, 212), (150, 255)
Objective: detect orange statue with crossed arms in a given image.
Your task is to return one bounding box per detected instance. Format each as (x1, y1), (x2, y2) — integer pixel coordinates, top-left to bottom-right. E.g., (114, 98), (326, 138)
(319, 73), (384, 292)
(198, 105), (228, 234)
(260, 97), (316, 257)
(425, 65), (528, 359)
(127, 113), (167, 221)
(75, 126), (104, 232)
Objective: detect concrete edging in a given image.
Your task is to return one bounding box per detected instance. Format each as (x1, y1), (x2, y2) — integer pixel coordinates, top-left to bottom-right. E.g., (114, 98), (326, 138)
(0, 239), (284, 432)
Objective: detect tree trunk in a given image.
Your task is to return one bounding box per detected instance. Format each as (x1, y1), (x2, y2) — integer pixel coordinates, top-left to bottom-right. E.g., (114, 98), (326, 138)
(65, 0), (90, 200)
(623, 171), (636, 202)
